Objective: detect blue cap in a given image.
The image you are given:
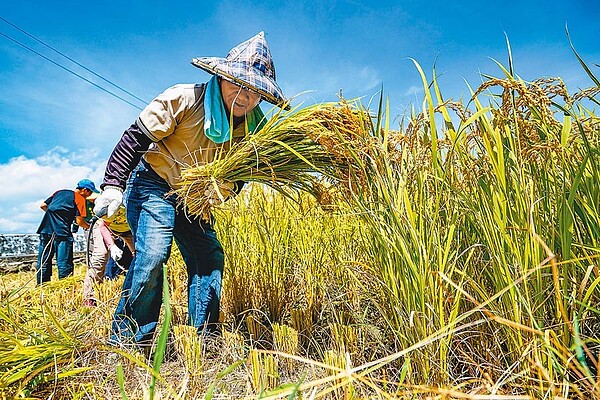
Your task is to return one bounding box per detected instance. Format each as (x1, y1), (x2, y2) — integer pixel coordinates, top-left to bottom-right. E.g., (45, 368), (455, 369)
(77, 179), (99, 193)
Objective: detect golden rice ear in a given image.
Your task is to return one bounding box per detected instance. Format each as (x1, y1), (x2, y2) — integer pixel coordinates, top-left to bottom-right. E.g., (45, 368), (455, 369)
(222, 329), (245, 349)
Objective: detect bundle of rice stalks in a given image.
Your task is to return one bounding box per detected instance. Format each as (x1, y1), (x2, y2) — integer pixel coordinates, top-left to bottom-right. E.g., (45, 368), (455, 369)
(175, 100), (374, 219)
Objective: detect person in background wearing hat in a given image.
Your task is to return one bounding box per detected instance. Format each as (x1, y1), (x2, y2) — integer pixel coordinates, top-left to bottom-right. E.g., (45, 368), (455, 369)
(36, 179), (98, 284)
(93, 31), (288, 348)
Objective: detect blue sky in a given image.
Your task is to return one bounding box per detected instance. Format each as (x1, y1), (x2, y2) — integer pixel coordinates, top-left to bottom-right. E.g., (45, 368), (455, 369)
(0, 0), (598, 234)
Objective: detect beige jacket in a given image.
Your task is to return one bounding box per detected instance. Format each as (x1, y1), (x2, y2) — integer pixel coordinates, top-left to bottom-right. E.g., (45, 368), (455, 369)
(137, 83), (247, 189)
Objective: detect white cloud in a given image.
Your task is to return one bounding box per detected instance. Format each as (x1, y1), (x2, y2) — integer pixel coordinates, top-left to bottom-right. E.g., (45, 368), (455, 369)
(0, 217), (36, 234)
(0, 148), (105, 234)
(282, 63), (383, 108)
(319, 63), (382, 97)
(404, 85), (424, 97)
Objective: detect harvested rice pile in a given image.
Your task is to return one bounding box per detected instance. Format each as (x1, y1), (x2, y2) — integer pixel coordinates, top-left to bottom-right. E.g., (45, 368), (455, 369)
(176, 100), (374, 218)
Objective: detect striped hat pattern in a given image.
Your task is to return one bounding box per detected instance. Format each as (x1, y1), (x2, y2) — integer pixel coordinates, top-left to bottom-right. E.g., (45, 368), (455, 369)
(191, 32), (289, 109)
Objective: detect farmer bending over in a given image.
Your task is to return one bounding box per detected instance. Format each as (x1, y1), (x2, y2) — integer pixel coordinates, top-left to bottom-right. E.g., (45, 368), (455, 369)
(93, 32), (288, 348)
(36, 179), (97, 284)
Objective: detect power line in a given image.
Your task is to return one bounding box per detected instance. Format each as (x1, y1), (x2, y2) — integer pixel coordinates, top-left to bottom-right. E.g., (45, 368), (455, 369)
(0, 16), (148, 105)
(0, 16), (148, 110)
(0, 30), (144, 111)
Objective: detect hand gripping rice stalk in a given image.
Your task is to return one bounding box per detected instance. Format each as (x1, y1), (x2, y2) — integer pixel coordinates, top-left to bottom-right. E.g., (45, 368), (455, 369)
(176, 100), (374, 219)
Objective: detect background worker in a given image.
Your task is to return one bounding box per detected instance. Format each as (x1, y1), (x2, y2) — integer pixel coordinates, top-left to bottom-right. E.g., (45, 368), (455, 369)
(93, 31), (288, 348)
(104, 236), (133, 279)
(83, 205), (134, 306)
(36, 179), (98, 284)
(102, 205), (135, 280)
(99, 204), (135, 260)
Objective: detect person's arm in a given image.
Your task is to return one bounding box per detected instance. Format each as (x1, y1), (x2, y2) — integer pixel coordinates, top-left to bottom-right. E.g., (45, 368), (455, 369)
(96, 85), (190, 217)
(101, 121), (153, 190)
(98, 220), (115, 249)
(40, 193), (54, 212)
(121, 234), (135, 255)
(99, 220), (124, 261)
(102, 85), (193, 190)
(93, 121), (153, 218)
(75, 215), (89, 230)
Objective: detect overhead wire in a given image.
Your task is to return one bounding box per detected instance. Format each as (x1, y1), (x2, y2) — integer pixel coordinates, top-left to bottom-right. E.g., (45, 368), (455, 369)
(0, 16), (146, 111)
(0, 16), (149, 106)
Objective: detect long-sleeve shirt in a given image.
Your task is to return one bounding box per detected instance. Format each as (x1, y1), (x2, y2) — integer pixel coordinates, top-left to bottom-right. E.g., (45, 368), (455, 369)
(101, 83), (247, 191)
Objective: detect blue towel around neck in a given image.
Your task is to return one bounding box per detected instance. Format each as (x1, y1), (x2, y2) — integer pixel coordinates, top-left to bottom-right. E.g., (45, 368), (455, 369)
(203, 76), (265, 143)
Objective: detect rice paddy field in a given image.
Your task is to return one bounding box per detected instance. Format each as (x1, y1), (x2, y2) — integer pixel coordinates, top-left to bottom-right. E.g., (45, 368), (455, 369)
(1, 57), (600, 399)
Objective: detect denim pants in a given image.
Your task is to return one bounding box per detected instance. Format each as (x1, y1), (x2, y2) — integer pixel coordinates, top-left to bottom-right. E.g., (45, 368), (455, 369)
(36, 233), (74, 284)
(111, 161), (224, 346)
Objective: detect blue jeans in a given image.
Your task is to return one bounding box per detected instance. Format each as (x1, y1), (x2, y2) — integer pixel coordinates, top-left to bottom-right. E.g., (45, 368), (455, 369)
(36, 233), (74, 284)
(110, 161), (224, 346)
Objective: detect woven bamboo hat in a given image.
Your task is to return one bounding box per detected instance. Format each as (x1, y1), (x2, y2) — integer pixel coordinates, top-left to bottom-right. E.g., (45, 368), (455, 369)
(191, 31), (289, 109)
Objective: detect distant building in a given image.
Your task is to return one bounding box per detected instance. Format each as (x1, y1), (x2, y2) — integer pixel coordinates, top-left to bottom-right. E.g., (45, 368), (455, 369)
(0, 234), (86, 257)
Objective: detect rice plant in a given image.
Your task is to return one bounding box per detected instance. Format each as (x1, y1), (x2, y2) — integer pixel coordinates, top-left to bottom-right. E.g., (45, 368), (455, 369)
(0, 49), (599, 398)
